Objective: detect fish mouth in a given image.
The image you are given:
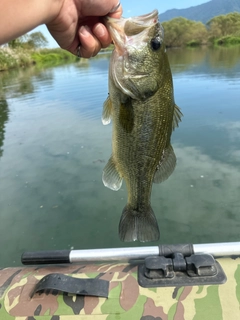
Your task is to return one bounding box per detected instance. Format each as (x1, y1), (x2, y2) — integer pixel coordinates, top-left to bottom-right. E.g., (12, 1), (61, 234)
(104, 10), (159, 54)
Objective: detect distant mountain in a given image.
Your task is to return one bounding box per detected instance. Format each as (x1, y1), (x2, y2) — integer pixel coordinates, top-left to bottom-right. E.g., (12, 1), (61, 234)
(159, 0), (240, 24)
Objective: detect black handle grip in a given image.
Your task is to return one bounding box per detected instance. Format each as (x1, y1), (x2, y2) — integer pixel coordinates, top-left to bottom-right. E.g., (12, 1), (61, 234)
(158, 244), (194, 257)
(21, 250), (71, 265)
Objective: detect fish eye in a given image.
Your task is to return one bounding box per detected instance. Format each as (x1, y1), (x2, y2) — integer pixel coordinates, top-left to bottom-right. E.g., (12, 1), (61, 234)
(150, 37), (161, 51)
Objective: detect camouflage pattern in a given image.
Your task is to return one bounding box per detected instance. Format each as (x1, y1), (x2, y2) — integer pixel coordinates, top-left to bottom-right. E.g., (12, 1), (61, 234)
(0, 257), (240, 319)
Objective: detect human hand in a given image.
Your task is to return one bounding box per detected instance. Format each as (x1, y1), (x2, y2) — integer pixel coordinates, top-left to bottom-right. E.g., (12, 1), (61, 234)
(47, 0), (122, 58)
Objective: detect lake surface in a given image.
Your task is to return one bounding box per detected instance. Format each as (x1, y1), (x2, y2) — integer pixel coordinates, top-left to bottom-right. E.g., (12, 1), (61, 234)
(0, 46), (240, 267)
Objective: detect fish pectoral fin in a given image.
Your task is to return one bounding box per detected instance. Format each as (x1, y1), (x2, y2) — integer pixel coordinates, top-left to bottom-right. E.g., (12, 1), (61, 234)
(102, 96), (112, 125)
(153, 144), (176, 184)
(172, 104), (183, 131)
(102, 156), (122, 191)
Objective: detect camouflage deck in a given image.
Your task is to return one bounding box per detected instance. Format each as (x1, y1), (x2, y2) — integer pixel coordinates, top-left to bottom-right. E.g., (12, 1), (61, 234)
(0, 257), (240, 319)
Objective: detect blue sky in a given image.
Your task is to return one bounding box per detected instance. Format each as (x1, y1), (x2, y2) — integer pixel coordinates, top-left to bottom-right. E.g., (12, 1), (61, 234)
(34, 0), (209, 48)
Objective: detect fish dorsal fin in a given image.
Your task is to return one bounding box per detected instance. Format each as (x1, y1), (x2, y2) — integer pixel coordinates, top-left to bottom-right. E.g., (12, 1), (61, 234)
(153, 144), (176, 184)
(102, 96), (112, 125)
(172, 104), (183, 131)
(102, 155), (122, 191)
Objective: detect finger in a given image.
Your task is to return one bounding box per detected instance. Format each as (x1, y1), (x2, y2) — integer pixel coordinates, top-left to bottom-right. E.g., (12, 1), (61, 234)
(91, 3), (123, 49)
(78, 25), (101, 58)
(80, 1), (122, 17)
(108, 3), (122, 19)
(92, 23), (112, 48)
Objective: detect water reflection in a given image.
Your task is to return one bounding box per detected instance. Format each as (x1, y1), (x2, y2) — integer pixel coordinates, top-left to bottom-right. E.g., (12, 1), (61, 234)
(0, 46), (239, 267)
(167, 46), (207, 73)
(0, 99), (9, 157)
(152, 141), (240, 244)
(0, 67), (54, 99)
(207, 46), (240, 69)
(168, 46), (240, 78)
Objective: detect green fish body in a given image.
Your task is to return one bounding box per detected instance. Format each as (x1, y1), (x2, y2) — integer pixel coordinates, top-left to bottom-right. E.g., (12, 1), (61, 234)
(102, 10), (182, 242)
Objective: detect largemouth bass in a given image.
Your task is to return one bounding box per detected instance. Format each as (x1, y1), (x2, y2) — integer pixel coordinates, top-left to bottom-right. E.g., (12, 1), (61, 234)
(102, 10), (182, 242)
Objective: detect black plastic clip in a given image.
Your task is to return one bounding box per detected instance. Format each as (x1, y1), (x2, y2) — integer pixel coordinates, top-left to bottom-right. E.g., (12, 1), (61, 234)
(138, 252), (226, 288)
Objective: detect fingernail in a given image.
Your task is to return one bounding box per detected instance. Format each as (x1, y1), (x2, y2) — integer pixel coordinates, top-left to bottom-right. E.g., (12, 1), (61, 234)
(80, 25), (91, 37)
(94, 24), (105, 38)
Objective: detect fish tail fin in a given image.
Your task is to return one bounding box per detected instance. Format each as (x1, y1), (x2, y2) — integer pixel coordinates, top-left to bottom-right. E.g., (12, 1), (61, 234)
(119, 204), (160, 242)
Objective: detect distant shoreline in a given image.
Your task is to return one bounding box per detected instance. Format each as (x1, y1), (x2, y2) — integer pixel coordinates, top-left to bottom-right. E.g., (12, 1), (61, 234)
(0, 47), (78, 72)
(0, 46), (116, 72)
(1, 40), (239, 72)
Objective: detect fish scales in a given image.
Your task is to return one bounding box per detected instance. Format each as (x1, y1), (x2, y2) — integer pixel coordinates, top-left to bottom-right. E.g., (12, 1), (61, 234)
(102, 10), (182, 242)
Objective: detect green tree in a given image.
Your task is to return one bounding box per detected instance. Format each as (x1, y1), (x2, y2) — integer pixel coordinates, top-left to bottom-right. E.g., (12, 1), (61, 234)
(8, 32), (48, 49)
(25, 32), (48, 49)
(162, 18), (208, 47)
(8, 35), (27, 48)
(207, 12), (240, 39)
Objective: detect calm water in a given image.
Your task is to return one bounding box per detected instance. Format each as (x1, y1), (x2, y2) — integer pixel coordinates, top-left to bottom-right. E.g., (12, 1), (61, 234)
(0, 46), (240, 267)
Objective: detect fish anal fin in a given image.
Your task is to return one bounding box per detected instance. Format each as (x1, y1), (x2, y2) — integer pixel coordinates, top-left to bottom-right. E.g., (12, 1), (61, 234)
(173, 104), (183, 131)
(102, 156), (122, 191)
(154, 144), (176, 184)
(119, 204), (160, 242)
(102, 96), (112, 125)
